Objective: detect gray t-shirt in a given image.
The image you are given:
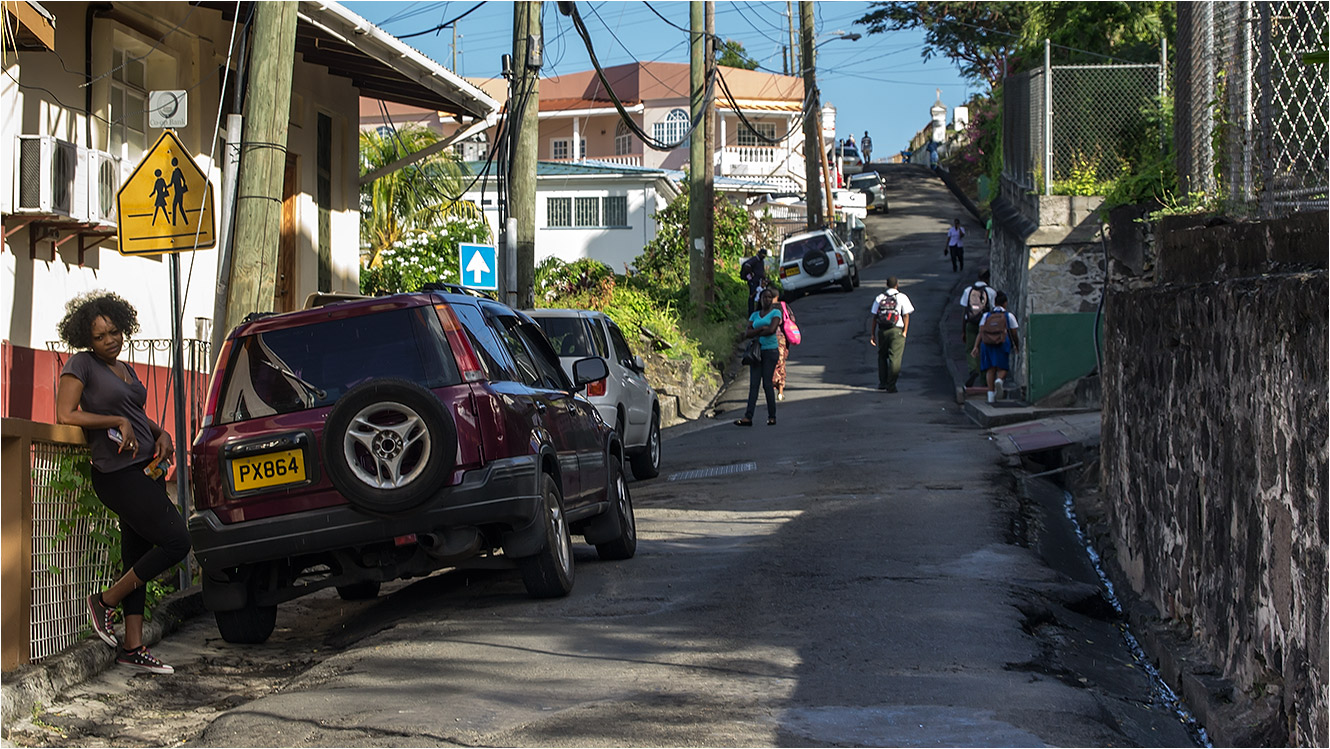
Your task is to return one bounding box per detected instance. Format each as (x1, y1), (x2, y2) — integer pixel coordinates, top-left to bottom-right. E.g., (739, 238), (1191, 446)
(61, 351), (156, 473)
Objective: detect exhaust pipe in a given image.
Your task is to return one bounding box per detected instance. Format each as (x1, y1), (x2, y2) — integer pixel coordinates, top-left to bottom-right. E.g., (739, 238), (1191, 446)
(417, 528), (482, 562)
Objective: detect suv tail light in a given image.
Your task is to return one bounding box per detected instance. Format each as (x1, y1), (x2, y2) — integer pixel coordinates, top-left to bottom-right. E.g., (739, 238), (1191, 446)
(587, 377), (607, 397)
(199, 338), (233, 428)
(434, 303), (485, 382)
(836, 253), (846, 266)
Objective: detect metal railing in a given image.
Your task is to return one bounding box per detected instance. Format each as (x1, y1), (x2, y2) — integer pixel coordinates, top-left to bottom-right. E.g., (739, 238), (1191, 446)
(1003, 55), (1164, 194)
(28, 440), (116, 663)
(1176, 1), (1328, 216)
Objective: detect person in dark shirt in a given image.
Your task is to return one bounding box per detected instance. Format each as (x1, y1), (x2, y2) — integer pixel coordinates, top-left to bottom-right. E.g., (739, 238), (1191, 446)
(740, 249), (768, 314)
(55, 292), (190, 675)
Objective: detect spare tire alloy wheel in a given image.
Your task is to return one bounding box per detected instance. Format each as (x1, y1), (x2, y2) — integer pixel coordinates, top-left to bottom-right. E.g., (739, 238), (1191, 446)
(803, 249), (830, 277)
(324, 379), (456, 514)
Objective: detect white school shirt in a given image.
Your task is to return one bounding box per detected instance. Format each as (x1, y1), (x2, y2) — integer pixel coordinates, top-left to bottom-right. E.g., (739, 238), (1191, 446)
(870, 290), (915, 328)
(957, 282), (998, 308)
(947, 226), (966, 247)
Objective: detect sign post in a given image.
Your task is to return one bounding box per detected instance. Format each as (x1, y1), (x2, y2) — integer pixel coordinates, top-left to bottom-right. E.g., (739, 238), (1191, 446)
(116, 130), (217, 578)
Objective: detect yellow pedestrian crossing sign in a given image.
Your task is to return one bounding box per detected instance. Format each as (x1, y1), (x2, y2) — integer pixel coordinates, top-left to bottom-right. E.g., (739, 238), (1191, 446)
(116, 130), (216, 255)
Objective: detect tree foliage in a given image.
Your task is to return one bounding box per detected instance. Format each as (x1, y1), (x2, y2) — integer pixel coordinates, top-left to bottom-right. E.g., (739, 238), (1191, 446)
(359, 219), (490, 295)
(855, 2), (1174, 87)
(359, 125), (483, 267)
(717, 39), (759, 70)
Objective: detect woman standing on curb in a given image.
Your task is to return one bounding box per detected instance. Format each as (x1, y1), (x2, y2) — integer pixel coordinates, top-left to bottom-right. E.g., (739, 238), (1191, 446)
(55, 291), (191, 675)
(735, 287), (783, 426)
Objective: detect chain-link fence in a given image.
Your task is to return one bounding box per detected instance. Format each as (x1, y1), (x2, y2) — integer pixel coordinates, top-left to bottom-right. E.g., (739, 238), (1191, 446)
(1177, 1), (1328, 217)
(1004, 60), (1165, 194)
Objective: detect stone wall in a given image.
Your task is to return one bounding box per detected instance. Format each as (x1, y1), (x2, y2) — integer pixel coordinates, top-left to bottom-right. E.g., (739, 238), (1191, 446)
(1101, 214), (1328, 747)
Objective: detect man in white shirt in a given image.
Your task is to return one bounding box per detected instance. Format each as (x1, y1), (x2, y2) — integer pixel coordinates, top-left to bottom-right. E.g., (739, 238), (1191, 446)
(958, 270), (999, 387)
(946, 218), (967, 272)
(869, 277), (915, 393)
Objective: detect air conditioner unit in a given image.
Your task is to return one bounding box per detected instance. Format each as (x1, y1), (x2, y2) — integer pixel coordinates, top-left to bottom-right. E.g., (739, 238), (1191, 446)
(14, 135), (88, 221)
(86, 149), (122, 225)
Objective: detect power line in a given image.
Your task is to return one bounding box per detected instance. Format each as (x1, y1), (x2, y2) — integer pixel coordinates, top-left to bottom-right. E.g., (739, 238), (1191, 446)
(398, 2), (487, 40)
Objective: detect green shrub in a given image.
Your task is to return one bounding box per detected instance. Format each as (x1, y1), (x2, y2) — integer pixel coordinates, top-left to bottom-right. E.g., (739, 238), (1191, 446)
(360, 219), (491, 295)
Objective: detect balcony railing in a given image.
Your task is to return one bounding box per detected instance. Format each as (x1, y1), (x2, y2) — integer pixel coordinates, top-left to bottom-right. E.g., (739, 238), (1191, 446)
(548, 155), (644, 167)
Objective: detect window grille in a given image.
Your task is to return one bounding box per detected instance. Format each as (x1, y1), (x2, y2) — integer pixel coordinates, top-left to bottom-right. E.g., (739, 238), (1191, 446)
(603, 196), (628, 227)
(652, 108), (689, 146)
(738, 122), (778, 147)
(547, 197), (572, 227)
(615, 121), (633, 155)
(574, 197), (600, 227)
(110, 50), (147, 163)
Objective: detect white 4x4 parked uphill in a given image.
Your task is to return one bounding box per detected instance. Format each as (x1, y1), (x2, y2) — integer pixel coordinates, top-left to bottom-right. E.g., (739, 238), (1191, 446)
(778, 228), (860, 298)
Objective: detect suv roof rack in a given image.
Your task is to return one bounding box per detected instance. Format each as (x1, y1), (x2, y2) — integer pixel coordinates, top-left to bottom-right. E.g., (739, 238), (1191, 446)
(303, 292), (369, 310)
(420, 282), (495, 300)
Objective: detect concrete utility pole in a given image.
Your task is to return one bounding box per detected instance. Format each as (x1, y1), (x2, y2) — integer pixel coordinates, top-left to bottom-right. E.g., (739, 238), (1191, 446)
(702, 1), (715, 304)
(787, 1), (797, 76)
(799, 1), (822, 230)
(512, 1), (541, 309)
(688, 1), (706, 312)
(223, 0), (297, 333)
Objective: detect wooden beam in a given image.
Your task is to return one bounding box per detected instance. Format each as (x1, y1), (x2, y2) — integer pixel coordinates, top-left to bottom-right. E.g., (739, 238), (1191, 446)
(2, 1), (55, 51)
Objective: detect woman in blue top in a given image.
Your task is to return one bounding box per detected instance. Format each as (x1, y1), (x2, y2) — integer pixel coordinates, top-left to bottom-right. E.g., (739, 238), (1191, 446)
(735, 287), (783, 426)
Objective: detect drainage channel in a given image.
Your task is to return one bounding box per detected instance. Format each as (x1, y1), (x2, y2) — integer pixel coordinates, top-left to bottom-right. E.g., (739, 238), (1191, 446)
(1059, 488), (1214, 748)
(666, 462), (758, 482)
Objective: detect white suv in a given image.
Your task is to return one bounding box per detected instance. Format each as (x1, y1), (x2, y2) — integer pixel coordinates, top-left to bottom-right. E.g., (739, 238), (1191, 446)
(527, 309), (661, 480)
(777, 228), (860, 298)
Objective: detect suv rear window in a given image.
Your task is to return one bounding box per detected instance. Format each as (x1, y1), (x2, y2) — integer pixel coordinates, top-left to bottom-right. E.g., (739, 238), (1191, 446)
(849, 173), (877, 189)
(782, 233), (833, 262)
(216, 306), (458, 424)
(533, 317), (594, 358)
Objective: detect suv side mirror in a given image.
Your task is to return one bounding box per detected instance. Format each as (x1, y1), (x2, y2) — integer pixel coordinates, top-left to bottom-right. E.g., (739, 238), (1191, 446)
(632, 355), (646, 372)
(571, 356), (610, 391)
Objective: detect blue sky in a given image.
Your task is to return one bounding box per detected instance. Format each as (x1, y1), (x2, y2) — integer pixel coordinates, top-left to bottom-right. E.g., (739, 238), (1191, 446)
(344, 1), (977, 155)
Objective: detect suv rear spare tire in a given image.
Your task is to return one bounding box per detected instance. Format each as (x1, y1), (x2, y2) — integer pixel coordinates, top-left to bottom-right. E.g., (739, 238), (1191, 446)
(323, 379), (456, 515)
(803, 249), (830, 277)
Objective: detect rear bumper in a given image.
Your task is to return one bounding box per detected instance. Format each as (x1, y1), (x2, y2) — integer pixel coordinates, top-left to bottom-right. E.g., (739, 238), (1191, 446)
(188, 455), (540, 571)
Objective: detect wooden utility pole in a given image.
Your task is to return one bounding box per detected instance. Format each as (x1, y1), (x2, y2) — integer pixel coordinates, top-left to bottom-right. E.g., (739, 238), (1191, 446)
(688, 1), (706, 312)
(512, 1), (541, 309)
(223, 0), (297, 332)
(799, 1), (822, 230)
(702, 1), (715, 304)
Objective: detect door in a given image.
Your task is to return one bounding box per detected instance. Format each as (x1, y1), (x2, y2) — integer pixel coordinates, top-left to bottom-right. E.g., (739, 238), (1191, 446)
(604, 319), (651, 445)
(275, 155), (299, 312)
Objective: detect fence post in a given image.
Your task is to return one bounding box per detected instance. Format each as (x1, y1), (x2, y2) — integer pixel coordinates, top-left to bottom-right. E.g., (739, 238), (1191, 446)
(1, 420), (34, 669)
(1044, 38), (1052, 195)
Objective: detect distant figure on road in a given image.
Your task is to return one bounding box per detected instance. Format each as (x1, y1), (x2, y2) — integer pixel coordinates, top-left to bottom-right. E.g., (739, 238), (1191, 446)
(869, 277), (914, 393)
(150, 169), (170, 226)
(736, 287), (783, 426)
(926, 139), (939, 168)
(740, 249), (768, 314)
(947, 218), (967, 272)
(971, 291), (1021, 404)
(959, 270), (998, 388)
(861, 131), (873, 163)
(845, 133), (856, 149)
(169, 157), (189, 226)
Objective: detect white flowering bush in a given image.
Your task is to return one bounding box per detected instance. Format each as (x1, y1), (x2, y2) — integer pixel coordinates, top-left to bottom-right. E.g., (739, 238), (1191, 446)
(360, 220), (490, 295)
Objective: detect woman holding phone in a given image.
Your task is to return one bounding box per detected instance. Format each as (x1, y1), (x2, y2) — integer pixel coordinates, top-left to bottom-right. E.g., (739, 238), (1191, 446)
(55, 291), (190, 674)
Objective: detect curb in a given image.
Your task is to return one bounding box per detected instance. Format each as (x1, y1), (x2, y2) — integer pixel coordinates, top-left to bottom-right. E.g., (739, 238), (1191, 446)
(1, 586), (205, 727)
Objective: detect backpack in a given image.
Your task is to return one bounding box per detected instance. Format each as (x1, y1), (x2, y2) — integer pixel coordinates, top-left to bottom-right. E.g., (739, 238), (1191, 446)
(979, 310), (1010, 346)
(964, 284), (992, 324)
(875, 293), (901, 328)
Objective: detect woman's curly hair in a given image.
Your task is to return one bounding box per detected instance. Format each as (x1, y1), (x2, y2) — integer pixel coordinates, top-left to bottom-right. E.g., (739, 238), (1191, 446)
(57, 291), (140, 349)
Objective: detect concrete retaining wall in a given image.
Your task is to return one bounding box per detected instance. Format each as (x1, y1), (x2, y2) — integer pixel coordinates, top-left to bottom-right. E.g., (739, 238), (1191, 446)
(1101, 213), (1328, 746)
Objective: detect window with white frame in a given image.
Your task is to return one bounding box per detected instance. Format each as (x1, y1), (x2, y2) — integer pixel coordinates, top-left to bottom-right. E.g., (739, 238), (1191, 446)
(602, 196), (628, 227)
(652, 108), (689, 146)
(547, 197), (572, 227)
(109, 49), (147, 164)
(574, 197), (599, 227)
(615, 121), (633, 156)
(737, 121), (778, 147)
(551, 138), (586, 160)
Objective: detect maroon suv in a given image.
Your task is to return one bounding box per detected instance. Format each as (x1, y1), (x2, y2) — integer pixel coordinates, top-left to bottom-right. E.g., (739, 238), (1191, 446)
(190, 291), (636, 644)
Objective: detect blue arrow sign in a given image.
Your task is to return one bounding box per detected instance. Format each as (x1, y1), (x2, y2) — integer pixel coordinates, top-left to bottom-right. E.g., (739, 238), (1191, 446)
(459, 243), (498, 291)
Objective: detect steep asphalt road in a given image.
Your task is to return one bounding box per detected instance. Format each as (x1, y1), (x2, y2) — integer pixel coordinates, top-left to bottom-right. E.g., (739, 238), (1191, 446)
(6, 167), (1198, 748)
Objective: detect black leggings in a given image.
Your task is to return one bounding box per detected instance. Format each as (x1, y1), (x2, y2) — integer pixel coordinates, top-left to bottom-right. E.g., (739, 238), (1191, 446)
(745, 348), (779, 420)
(90, 463), (192, 616)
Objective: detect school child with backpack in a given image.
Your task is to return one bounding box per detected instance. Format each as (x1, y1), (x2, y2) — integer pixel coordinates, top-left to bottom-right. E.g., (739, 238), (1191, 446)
(970, 291), (1020, 404)
(869, 277), (914, 393)
(958, 270), (998, 387)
